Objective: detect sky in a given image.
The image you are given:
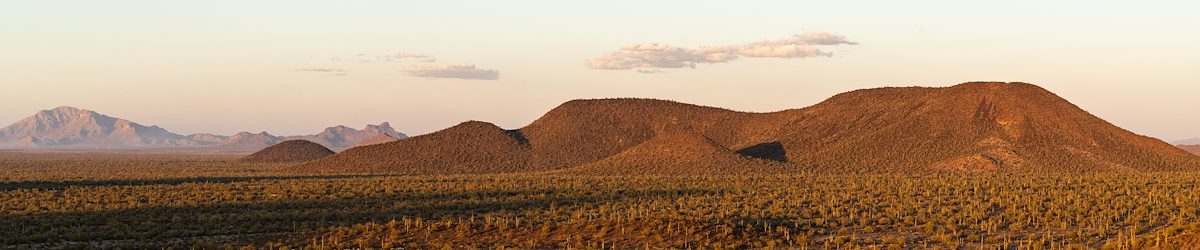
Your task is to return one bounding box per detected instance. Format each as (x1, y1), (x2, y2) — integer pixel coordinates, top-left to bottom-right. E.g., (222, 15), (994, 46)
(1, 1), (1198, 141)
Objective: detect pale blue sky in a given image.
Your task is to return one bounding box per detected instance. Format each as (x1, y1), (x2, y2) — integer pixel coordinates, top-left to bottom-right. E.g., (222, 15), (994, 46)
(2, 1), (1198, 140)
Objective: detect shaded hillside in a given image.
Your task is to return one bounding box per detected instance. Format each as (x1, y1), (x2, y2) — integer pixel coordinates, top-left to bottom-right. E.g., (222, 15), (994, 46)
(554, 125), (790, 175)
(302, 82), (1200, 175)
(300, 121), (532, 174)
(239, 140), (334, 163)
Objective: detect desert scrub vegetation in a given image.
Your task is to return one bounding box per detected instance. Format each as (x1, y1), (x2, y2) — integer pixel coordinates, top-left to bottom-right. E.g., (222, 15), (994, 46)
(2, 154), (1199, 249)
(0, 152), (292, 182)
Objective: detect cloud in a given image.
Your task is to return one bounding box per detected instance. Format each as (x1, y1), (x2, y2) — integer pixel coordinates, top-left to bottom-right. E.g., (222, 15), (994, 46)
(296, 67), (346, 73)
(401, 64), (499, 80)
(395, 53), (437, 63)
(586, 33), (855, 71)
(636, 69), (665, 74)
(586, 43), (737, 70)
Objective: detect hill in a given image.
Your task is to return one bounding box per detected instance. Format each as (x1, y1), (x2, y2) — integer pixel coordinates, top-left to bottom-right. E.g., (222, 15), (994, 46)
(239, 140), (335, 163)
(300, 121), (533, 174)
(302, 82), (1200, 175)
(773, 82), (1197, 172)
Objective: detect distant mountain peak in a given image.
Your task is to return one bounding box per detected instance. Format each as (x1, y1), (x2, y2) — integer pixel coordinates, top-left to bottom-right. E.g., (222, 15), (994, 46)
(50, 106), (84, 111)
(286, 122), (407, 151)
(0, 106), (189, 148)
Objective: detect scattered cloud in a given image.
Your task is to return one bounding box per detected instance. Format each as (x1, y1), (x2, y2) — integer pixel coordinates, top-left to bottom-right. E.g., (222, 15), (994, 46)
(586, 33), (856, 71)
(636, 69), (665, 74)
(401, 64), (499, 80)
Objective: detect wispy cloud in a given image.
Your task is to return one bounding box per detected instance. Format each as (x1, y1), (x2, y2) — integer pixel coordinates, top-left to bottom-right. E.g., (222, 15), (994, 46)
(296, 67), (346, 73)
(587, 43), (737, 70)
(586, 33), (856, 71)
(401, 64), (499, 80)
(304, 52), (496, 80)
(395, 53), (437, 63)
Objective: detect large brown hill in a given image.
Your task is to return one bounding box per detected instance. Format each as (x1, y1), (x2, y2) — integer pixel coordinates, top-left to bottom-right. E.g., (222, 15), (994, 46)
(775, 82), (1198, 172)
(302, 82), (1200, 175)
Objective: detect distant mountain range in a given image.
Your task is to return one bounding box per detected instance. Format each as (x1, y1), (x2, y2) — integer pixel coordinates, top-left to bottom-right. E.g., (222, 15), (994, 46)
(1174, 138), (1200, 145)
(299, 82), (1200, 174)
(1171, 139), (1200, 155)
(0, 106), (406, 152)
(1179, 145), (1200, 155)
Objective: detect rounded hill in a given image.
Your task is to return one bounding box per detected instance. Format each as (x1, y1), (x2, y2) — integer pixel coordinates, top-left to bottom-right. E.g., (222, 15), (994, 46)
(299, 121), (533, 174)
(239, 140), (334, 163)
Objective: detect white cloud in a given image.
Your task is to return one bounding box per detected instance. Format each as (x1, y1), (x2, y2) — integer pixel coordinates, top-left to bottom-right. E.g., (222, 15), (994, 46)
(401, 64), (499, 80)
(586, 33), (855, 71)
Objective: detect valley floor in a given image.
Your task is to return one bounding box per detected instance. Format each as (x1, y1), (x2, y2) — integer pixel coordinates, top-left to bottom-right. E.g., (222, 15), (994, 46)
(1, 153), (1198, 249)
